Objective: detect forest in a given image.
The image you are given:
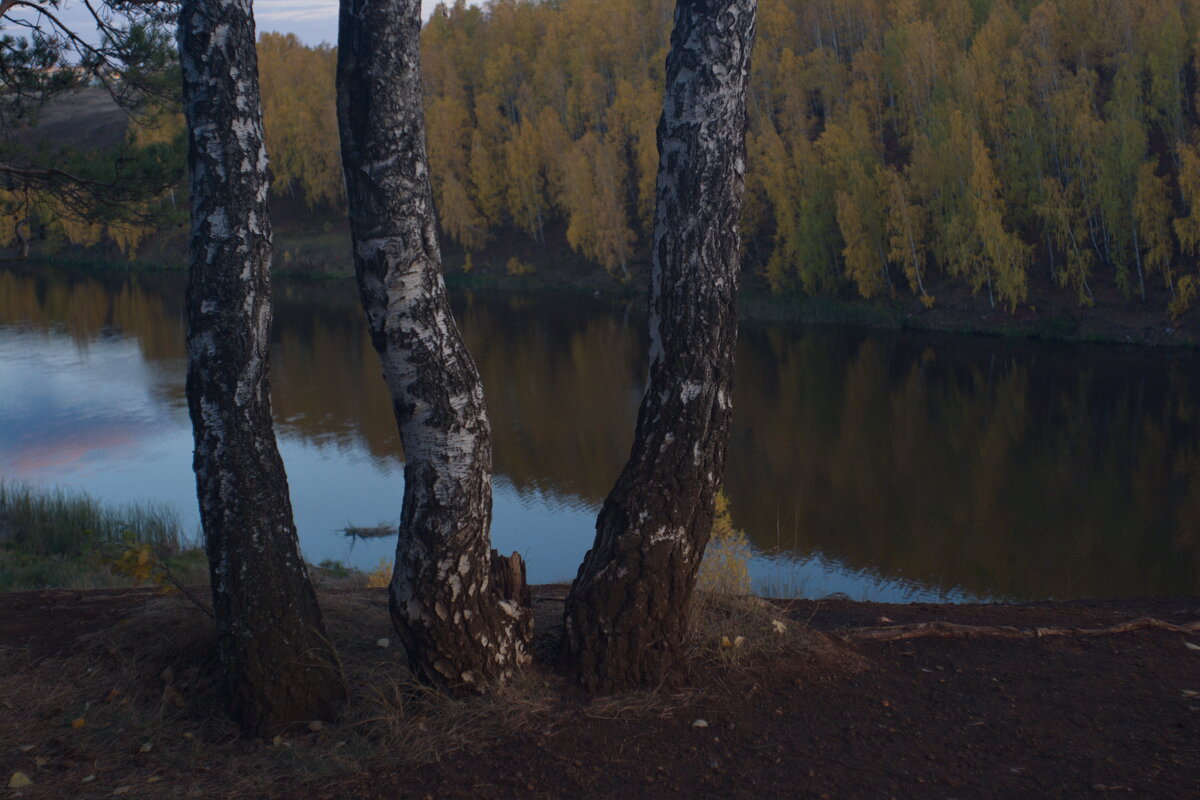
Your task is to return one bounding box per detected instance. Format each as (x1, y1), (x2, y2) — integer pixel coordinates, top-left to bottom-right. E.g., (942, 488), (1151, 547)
(6, 0), (1200, 316)
(252, 0), (1200, 315)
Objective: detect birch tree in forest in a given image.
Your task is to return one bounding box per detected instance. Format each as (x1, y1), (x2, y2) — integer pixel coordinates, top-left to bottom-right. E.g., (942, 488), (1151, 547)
(562, 0), (758, 692)
(336, 0), (533, 691)
(177, 0), (345, 736)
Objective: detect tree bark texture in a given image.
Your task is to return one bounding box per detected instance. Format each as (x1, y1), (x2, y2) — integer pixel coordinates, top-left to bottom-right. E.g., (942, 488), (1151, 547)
(336, 0), (532, 692)
(178, 0), (345, 736)
(561, 0), (757, 693)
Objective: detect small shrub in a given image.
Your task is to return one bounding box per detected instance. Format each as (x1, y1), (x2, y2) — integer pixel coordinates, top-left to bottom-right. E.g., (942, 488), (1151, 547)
(319, 559), (352, 578)
(367, 558), (393, 589)
(506, 256), (535, 276)
(696, 491), (752, 595)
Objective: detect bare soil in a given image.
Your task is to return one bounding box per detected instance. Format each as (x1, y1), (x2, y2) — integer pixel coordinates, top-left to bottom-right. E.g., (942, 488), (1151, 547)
(1, 587), (1197, 799)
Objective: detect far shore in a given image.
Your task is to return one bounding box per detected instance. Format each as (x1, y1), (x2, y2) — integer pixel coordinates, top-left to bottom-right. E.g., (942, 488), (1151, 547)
(15, 238), (1200, 350)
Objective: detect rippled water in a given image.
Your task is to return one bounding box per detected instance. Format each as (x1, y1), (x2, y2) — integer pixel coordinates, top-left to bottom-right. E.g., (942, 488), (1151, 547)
(2, 264), (1198, 601)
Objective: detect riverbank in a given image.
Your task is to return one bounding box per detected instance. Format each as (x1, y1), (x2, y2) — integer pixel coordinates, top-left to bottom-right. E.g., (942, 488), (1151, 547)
(25, 219), (1200, 349)
(1, 585), (1196, 798)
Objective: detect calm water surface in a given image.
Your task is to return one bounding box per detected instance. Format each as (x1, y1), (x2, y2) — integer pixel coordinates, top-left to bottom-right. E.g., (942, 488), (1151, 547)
(2, 264), (1198, 601)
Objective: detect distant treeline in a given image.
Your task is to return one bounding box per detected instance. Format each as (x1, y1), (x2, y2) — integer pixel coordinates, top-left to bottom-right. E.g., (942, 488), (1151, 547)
(14, 0), (1200, 316)
(255, 0), (1200, 314)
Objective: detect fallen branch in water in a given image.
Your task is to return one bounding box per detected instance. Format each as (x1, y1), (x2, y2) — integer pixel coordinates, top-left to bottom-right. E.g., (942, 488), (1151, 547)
(842, 617), (1200, 642)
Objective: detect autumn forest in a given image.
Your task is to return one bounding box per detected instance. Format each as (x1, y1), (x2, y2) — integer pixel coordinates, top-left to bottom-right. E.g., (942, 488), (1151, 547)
(9, 0), (1200, 317)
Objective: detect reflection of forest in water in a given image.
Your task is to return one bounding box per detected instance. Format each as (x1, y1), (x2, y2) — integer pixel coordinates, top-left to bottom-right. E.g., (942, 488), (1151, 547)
(3, 264), (1198, 600)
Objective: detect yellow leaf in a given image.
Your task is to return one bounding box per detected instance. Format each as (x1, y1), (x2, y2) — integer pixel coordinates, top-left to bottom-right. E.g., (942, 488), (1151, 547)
(720, 635), (733, 649)
(8, 773), (32, 789)
(71, 717), (85, 729)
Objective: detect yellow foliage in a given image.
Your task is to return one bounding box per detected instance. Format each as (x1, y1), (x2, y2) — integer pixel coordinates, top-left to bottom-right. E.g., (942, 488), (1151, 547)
(506, 256), (535, 276)
(439, 173), (490, 251)
(1174, 142), (1200, 257)
(106, 538), (178, 594)
(885, 166), (930, 301)
(1169, 274), (1197, 319)
(1135, 161), (1174, 288)
(257, 33), (343, 208)
(969, 127), (1029, 310)
(834, 165), (889, 300)
(57, 216), (104, 248)
(128, 110), (185, 148)
(561, 133), (634, 279)
(366, 559), (393, 589)
(107, 221), (155, 256)
(697, 491), (752, 596)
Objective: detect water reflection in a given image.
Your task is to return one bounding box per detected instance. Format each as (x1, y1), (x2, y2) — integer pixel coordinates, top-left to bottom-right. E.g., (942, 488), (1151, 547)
(1, 264), (1197, 600)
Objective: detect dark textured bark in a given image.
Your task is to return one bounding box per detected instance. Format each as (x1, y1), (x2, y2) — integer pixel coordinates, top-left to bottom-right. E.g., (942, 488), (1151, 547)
(562, 0), (757, 693)
(178, 0), (345, 736)
(336, 0), (532, 691)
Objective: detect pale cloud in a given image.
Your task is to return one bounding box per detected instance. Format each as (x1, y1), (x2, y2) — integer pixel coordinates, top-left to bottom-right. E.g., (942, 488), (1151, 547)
(254, 0), (451, 45)
(254, 0), (340, 24)
(5, 1), (459, 50)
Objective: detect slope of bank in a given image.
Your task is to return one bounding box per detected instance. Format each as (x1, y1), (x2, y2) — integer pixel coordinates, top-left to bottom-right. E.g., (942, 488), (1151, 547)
(0, 586), (1197, 799)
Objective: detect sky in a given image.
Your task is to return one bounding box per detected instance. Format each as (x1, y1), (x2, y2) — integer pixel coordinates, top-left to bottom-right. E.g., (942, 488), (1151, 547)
(6, 1), (457, 50)
(254, 0), (450, 45)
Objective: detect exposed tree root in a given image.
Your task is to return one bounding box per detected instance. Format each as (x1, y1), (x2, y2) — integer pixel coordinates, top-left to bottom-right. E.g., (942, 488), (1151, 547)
(843, 617), (1200, 642)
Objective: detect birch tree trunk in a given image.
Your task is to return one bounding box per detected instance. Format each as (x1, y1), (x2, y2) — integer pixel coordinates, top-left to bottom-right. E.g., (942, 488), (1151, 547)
(178, 0), (345, 736)
(336, 0), (532, 692)
(561, 0), (757, 693)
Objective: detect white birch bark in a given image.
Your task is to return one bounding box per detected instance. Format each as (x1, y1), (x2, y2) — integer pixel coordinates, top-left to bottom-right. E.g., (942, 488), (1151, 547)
(179, 0), (345, 735)
(562, 0), (758, 692)
(336, 0), (532, 691)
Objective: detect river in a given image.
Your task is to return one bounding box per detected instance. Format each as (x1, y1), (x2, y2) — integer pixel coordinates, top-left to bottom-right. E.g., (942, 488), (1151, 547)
(2, 263), (1198, 601)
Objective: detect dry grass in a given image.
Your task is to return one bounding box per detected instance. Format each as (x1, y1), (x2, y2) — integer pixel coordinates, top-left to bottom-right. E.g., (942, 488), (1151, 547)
(0, 587), (840, 798)
(0, 590), (559, 799)
(686, 591), (813, 668)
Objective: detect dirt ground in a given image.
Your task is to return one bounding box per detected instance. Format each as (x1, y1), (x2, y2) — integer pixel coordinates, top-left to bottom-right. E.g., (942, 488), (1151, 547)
(1, 587), (1197, 799)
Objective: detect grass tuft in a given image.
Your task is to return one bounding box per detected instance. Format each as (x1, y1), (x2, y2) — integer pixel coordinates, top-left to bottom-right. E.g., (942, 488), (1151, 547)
(0, 481), (204, 591)
(686, 591), (810, 668)
(0, 481), (186, 558)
